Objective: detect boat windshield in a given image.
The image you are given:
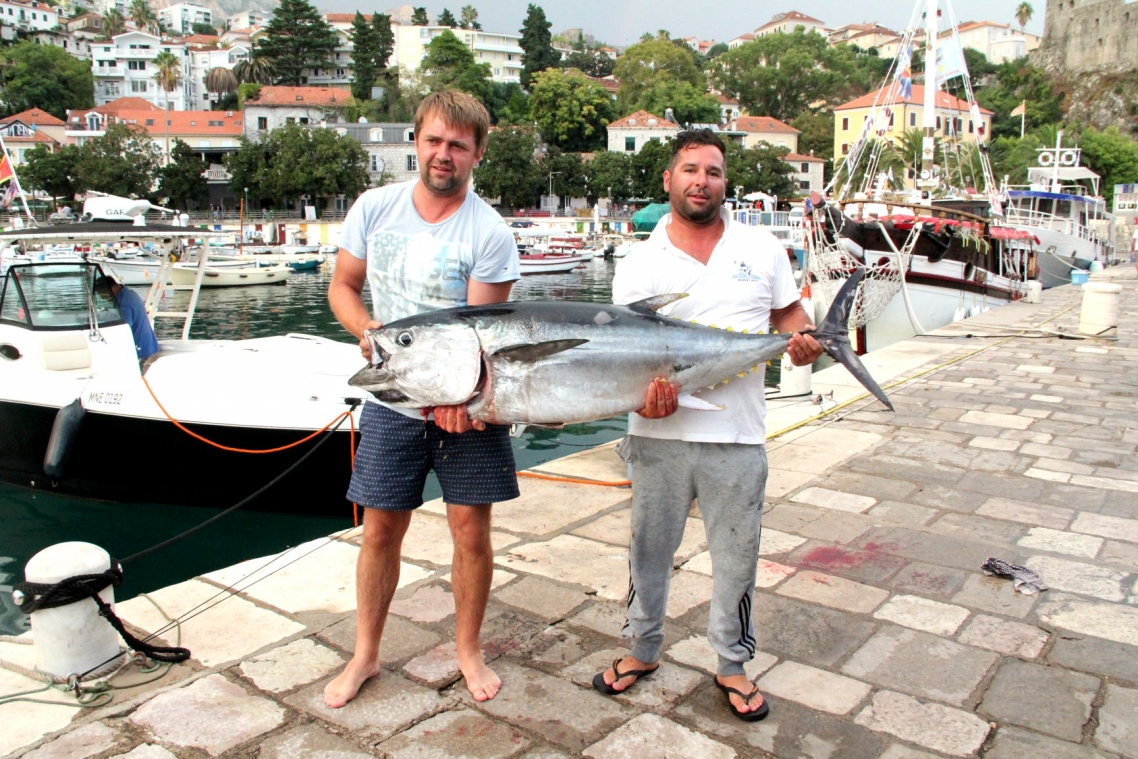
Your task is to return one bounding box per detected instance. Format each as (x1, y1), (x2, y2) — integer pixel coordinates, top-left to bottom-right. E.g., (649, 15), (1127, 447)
(0, 263), (124, 331)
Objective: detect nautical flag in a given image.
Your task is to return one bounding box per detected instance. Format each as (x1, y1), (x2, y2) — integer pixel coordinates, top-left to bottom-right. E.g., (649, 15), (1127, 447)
(894, 46), (913, 101)
(1010, 100), (1026, 117)
(935, 33), (968, 87)
(0, 181), (16, 209)
(0, 153), (13, 186)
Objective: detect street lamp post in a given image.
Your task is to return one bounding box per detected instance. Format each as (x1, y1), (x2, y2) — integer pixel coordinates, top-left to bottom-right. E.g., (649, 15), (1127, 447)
(548, 171), (561, 214)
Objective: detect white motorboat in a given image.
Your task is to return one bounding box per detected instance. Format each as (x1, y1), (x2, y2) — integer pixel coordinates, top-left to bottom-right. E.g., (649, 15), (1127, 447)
(0, 196), (362, 515)
(169, 261), (292, 287)
(518, 253), (585, 275)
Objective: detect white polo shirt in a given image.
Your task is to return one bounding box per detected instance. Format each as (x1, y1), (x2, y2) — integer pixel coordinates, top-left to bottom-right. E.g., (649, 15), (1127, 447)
(611, 207), (799, 444)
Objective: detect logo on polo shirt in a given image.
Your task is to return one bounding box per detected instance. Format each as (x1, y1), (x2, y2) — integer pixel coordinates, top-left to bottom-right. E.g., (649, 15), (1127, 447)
(731, 261), (763, 282)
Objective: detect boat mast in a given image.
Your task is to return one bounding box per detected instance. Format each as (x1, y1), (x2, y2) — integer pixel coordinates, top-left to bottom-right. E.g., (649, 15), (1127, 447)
(1051, 129), (1063, 193)
(0, 131), (40, 226)
(918, 0), (939, 206)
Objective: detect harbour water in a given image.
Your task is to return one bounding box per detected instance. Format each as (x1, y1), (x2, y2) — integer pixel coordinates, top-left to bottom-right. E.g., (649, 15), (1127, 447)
(0, 259), (627, 636)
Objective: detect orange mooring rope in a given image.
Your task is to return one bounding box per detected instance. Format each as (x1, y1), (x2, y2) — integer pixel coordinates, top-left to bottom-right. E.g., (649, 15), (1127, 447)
(517, 471), (631, 487)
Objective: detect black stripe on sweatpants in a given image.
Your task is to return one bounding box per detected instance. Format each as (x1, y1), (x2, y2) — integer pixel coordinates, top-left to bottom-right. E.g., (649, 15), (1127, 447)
(738, 592), (756, 656)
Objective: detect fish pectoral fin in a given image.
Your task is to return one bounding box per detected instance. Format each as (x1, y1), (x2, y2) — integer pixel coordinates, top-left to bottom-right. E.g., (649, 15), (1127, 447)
(525, 422), (565, 429)
(677, 394), (725, 411)
(628, 293), (689, 313)
(492, 339), (588, 362)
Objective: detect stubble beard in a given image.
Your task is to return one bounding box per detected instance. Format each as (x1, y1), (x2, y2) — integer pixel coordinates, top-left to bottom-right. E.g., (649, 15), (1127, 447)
(421, 161), (466, 197)
(672, 191), (722, 225)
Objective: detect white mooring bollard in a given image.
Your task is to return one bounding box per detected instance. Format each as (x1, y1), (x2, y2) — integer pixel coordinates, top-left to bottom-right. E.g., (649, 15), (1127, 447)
(1078, 281), (1123, 336)
(1024, 280), (1043, 304)
(780, 352), (813, 396)
(23, 542), (122, 678)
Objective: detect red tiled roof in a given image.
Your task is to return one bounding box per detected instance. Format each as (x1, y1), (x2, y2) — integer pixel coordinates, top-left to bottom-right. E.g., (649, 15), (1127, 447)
(185, 34), (220, 45)
(111, 109), (243, 135)
(727, 116), (800, 134)
(583, 74), (619, 93)
(607, 110), (679, 129)
(756, 10), (827, 33)
(785, 152), (825, 162)
(834, 84), (995, 114)
(326, 13), (372, 22)
(67, 98), (161, 124)
(1, 131), (58, 144)
(716, 94), (739, 105)
(246, 86), (353, 106)
(1, 108), (65, 127)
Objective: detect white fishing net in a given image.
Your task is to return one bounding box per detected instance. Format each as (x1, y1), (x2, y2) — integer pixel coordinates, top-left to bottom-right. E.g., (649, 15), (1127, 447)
(804, 210), (921, 329)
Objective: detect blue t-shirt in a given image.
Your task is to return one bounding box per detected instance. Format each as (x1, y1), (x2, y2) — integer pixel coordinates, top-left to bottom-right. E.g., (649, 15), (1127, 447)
(339, 181), (520, 324)
(116, 286), (159, 359)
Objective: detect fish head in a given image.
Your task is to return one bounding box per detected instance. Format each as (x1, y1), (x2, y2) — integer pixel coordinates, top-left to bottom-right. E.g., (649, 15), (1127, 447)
(348, 322), (482, 407)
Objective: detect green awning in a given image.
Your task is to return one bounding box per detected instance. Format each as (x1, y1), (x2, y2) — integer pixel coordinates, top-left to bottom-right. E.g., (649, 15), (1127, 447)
(631, 203), (670, 233)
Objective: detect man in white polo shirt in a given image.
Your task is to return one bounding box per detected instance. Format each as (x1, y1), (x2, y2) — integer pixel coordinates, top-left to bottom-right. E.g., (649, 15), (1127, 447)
(596, 129), (822, 722)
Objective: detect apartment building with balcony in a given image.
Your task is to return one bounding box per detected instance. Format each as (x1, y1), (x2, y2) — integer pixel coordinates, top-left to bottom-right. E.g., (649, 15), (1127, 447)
(226, 9), (270, 30)
(0, 108), (65, 166)
(158, 2), (213, 35)
(332, 121), (419, 186)
(391, 23), (525, 84)
(242, 86), (352, 140)
(90, 32), (192, 110)
(187, 43), (250, 107)
(0, 0), (59, 32)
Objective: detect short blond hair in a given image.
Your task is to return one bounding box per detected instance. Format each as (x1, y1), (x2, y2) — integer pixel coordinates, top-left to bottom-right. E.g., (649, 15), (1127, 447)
(414, 90), (490, 153)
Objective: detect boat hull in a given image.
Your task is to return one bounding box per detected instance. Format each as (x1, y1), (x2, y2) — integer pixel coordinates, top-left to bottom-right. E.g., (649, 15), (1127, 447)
(0, 399), (356, 516)
(170, 263), (292, 287)
(1004, 225), (1106, 289)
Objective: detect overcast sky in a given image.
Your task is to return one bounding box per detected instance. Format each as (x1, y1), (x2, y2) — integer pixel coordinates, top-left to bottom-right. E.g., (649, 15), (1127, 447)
(318, 1), (1046, 48)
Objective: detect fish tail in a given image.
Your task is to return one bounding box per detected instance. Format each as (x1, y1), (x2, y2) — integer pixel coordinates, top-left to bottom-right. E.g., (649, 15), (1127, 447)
(811, 270), (894, 411)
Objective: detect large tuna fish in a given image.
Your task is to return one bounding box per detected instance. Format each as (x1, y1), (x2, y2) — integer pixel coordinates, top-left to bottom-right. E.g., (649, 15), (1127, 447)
(349, 270), (893, 425)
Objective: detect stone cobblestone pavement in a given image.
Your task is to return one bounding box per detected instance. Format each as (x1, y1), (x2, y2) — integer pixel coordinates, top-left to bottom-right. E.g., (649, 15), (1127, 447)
(3, 267), (1137, 759)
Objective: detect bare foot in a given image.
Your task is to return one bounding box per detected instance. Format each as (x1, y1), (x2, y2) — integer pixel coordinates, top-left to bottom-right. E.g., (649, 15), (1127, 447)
(323, 656), (380, 708)
(457, 649), (501, 702)
(716, 673), (764, 714)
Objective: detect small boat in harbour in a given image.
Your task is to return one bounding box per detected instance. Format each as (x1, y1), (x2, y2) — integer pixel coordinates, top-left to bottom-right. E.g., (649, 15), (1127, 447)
(519, 253), (585, 275)
(169, 261), (292, 287)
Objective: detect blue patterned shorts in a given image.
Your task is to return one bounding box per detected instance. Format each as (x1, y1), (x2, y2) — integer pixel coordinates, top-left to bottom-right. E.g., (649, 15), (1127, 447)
(347, 402), (520, 510)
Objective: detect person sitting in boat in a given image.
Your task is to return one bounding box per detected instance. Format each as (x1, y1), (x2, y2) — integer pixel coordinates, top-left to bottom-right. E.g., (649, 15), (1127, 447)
(95, 272), (158, 361)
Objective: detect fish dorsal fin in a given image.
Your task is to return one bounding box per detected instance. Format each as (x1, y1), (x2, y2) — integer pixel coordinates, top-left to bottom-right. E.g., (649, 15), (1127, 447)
(492, 339), (588, 363)
(628, 293), (688, 314)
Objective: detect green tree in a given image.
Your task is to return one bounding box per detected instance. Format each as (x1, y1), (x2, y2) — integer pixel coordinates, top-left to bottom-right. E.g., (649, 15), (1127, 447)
(373, 13), (394, 68)
(543, 147), (587, 202)
(350, 12), (379, 101)
(410, 7), (429, 25)
(561, 49), (614, 77)
(711, 30), (854, 121)
(473, 126), (541, 209)
(975, 58), (1063, 140)
(613, 37), (704, 115)
(1015, 2), (1033, 30)
(255, 0), (339, 86)
(629, 139), (672, 201)
(706, 42), (729, 60)
(519, 4), (559, 90)
(100, 8), (125, 38)
(791, 110), (835, 180)
(1073, 126), (1138, 205)
(73, 123), (162, 198)
(152, 50), (183, 165)
(21, 144), (81, 204)
(460, 5), (481, 30)
(483, 81), (529, 124)
(129, 0), (157, 33)
(227, 124), (368, 209)
(205, 66), (238, 105)
(421, 30), (491, 100)
(0, 42), (93, 119)
(634, 79), (719, 126)
(584, 150), (632, 204)
(191, 21), (217, 36)
(234, 57), (275, 85)
(734, 142), (798, 200)
(157, 139), (208, 210)
(437, 8), (458, 27)
(529, 68), (613, 151)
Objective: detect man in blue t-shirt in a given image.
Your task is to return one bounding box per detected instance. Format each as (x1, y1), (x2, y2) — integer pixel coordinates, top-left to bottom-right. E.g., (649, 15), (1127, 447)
(325, 91), (520, 709)
(99, 273), (158, 360)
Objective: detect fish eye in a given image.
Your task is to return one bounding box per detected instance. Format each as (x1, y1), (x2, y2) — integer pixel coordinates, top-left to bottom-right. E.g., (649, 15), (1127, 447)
(396, 331), (413, 347)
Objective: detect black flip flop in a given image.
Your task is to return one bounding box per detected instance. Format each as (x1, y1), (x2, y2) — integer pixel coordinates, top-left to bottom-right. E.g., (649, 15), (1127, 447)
(715, 677), (770, 722)
(592, 657), (658, 695)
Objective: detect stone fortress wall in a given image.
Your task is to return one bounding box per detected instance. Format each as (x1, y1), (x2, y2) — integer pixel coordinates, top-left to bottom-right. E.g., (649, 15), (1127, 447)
(1038, 0), (1138, 72)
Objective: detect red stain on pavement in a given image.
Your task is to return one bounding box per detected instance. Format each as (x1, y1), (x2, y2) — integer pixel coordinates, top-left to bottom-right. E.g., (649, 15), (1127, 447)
(801, 545), (872, 568)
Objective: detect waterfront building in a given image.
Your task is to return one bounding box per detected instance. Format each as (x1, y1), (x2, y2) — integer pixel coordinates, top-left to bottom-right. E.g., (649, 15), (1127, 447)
(391, 23), (525, 84)
(0, 109), (64, 166)
(754, 11), (828, 38)
(785, 152), (826, 194)
(90, 31), (193, 110)
(332, 121), (419, 188)
(717, 95), (743, 124)
(158, 2), (213, 36)
(606, 110), (680, 154)
(242, 86), (353, 141)
(833, 84), (993, 161)
(945, 21), (1040, 64)
(725, 116), (801, 152)
(0, 0), (59, 33)
(187, 43), (250, 107)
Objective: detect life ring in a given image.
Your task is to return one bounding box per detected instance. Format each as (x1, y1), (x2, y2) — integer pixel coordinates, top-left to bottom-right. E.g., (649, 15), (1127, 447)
(1060, 150), (1078, 166)
(1038, 151), (1055, 166)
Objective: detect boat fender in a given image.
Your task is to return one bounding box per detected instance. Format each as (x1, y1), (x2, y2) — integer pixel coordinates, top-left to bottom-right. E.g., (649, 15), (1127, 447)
(839, 237), (865, 260)
(44, 398), (86, 480)
(0, 343), (21, 361)
(924, 225), (953, 263)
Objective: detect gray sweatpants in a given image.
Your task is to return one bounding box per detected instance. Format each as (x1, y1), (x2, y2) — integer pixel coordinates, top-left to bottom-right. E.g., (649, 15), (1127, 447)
(620, 435), (767, 677)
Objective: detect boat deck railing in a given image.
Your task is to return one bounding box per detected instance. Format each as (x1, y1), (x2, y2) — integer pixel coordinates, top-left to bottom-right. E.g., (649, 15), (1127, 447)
(1003, 208), (1105, 243)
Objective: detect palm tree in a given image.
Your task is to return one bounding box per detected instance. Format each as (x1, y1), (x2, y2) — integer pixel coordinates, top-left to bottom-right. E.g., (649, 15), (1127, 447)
(129, 0), (157, 33)
(233, 56), (275, 85)
(152, 50), (183, 165)
(1015, 2), (1033, 31)
(204, 66), (238, 108)
(101, 8), (126, 39)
